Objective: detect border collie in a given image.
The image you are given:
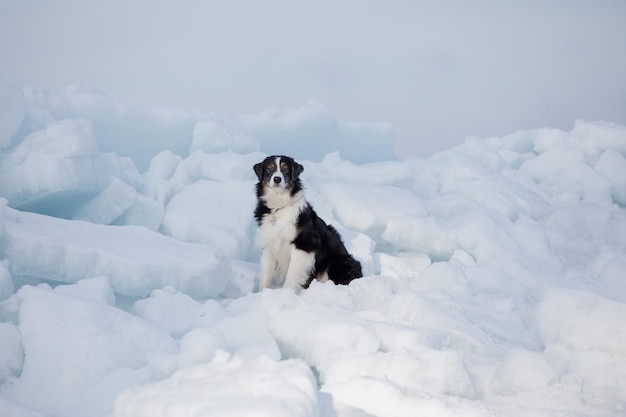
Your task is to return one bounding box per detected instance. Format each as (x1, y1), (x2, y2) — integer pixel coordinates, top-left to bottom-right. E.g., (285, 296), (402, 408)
(253, 155), (362, 290)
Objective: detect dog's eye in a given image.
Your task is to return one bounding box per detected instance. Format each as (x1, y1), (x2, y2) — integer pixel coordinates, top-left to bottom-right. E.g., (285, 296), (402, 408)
(280, 164), (288, 173)
(266, 165), (274, 173)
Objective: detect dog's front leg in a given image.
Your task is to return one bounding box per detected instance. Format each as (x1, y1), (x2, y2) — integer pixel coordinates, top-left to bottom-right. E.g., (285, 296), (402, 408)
(259, 250), (277, 291)
(283, 247), (315, 290)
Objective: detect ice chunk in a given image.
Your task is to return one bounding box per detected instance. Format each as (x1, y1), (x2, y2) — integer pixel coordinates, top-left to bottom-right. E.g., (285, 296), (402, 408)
(531, 127), (572, 154)
(595, 148), (626, 206)
(311, 152), (411, 186)
(0, 118), (145, 219)
(215, 309), (282, 361)
(382, 215), (456, 260)
(373, 252), (431, 278)
(544, 203), (622, 271)
(412, 261), (470, 297)
(113, 351), (321, 417)
(53, 275), (115, 305)
(0, 322), (23, 383)
(492, 348), (557, 396)
(141, 150), (182, 205)
(324, 376), (484, 417)
(341, 230), (375, 275)
(22, 84), (196, 171)
(2, 208), (227, 297)
(173, 150), (264, 183)
(587, 247), (626, 303)
(110, 192), (165, 230)
(73, 177), (165, 229)
(222, 259), (258, 298)
(72, 177), (140, 224)
(324, 349), (474, 399)
(191, 117), (259, 154)
(0, 119), (103, 211)
(241, 101), (394, 163)
(319, 182), (426, 234)
(571, 120), (626, 161)
(160, 180), (254, 258)
(5, 283), (176, 416)
(144, 151), (263, 213)
(523, 154), (612, 204)
(536, 288), (626, 355)
(16, 117), (99, 157)
(145, 150), (182, 181)
(519, 122), (626, 205)
(131, 286), (225, 337)
(259, 290), (380, 380)
(535, 288), (626, 407)
(0, 262), (13, 302)
(175, 328), (225, 369)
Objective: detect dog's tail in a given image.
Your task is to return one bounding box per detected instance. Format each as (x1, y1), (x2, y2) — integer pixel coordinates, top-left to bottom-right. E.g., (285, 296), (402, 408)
(328, 254), (363, 285)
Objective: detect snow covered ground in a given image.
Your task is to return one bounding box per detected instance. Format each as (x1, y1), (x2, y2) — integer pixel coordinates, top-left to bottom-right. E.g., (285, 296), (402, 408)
(1, 79), (626, 417)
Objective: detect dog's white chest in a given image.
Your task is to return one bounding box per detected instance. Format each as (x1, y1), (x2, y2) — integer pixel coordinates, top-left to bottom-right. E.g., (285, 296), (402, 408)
(258, 205), (300, 250)
(259, 203), (304, 279)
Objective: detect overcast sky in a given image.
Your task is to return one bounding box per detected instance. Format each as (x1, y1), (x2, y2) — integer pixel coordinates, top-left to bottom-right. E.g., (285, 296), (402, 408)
(1, 0), (625, 158)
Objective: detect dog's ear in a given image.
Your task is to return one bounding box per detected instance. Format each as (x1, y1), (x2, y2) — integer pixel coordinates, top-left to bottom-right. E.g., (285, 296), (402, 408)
(293, 162), (304, 179)
(253, 162), (264, 181)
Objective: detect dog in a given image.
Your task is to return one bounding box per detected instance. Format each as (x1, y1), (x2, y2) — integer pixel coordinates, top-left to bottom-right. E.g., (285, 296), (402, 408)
(253, 155), (362, 290)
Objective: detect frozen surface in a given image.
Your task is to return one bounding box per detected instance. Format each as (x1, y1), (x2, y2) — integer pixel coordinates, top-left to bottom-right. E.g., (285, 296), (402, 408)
(114, 351), (322, 417)
(1, 82), (626, 417)
(3, 209), (227, 297)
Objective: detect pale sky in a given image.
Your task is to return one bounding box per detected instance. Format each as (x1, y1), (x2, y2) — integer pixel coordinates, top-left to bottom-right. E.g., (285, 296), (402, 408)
(1, 0), (625, 158)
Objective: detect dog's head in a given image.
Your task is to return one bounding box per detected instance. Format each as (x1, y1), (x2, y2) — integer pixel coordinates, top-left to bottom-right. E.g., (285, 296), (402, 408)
(254, 155), (304, 196)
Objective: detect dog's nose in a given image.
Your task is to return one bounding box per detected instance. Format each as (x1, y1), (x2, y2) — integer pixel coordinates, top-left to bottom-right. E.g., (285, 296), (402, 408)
(273, 176), (282, 184)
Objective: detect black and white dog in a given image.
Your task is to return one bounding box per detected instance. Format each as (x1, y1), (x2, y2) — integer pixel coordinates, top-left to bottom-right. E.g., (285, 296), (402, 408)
(253, 155), (362, 290)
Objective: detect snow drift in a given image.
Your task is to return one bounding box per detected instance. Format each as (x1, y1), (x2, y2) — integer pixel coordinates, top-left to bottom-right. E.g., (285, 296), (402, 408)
(1, 79), (626, 417)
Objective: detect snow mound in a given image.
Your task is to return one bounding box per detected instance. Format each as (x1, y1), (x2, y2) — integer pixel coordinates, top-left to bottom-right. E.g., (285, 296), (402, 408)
(20, 84), (393, 171)
(2, 208), (227, 297)
(537, 288), (626, 356)
(114, 351), (322, 417)
(0, 119), (132, 215)
(160, 180), (255, 258)
(1, 81), (626, 417)
(5, 279), (176, 417)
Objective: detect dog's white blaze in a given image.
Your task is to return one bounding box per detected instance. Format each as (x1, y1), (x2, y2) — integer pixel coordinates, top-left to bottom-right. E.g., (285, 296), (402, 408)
(269, 156), (287, 191)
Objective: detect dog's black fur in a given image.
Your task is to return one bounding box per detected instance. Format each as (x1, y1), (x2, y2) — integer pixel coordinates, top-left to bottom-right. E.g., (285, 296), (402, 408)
(254, 155), (362, 290)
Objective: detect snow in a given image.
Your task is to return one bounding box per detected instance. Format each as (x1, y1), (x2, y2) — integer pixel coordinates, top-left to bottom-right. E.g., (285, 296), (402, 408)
(3, 209), (227, 297)
(114, 351), (323, 417)
(1, 79), (626, 417)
